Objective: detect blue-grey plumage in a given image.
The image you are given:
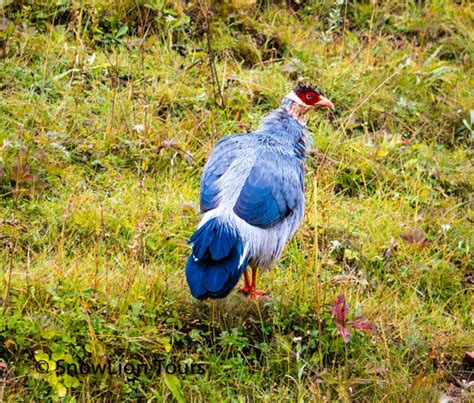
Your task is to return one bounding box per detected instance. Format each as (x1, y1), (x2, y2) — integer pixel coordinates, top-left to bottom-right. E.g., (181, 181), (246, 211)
(186, 84), (334, 300)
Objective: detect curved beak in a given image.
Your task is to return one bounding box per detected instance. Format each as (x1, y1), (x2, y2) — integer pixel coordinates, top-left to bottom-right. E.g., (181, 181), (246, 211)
(315, 96), (335, 110)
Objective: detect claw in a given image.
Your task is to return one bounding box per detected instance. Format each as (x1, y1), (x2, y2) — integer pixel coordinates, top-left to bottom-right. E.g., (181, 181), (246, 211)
(239, 287), (268, 298)
(239, 266), (270, 300)
(247, 289), (270, 301)
(238, 286), (253, 295)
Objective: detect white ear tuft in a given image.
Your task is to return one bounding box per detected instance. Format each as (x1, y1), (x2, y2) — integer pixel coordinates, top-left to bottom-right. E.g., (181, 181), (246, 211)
(285, 91), (307, 106)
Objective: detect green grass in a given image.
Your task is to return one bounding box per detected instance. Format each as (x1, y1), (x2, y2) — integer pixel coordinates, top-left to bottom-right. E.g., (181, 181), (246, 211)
(0, 0), (473, 400)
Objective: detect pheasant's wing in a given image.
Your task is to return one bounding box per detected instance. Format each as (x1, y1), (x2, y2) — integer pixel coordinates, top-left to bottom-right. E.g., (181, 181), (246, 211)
(200, 134), (248, 212)
(233, 150), (304, 229)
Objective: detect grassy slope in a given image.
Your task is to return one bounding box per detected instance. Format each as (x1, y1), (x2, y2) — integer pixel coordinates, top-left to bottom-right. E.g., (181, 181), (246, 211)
(0, 0), (473, 400)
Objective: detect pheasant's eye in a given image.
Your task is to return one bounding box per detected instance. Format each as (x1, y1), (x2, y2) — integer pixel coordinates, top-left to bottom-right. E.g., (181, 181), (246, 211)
(305, 94), (314, 100)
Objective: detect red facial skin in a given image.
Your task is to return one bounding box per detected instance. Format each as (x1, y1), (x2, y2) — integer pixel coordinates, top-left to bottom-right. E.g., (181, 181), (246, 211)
(296, 89), (335, 109)
(296, 90), (321, 106)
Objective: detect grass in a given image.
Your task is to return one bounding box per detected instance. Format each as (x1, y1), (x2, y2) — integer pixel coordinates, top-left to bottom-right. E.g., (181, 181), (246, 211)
(0, 0), (473, 400)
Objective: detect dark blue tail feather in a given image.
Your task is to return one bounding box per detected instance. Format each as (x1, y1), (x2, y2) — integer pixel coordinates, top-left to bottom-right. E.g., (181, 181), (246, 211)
(186, 218), (247, 299)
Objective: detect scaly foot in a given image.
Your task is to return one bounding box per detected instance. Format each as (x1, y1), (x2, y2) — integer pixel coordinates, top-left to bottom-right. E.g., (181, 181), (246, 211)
(238, 285), (253, 296)
(239, 287), (270, 300)
(247, 289), (270, 301)
(239, 267), (271, 300)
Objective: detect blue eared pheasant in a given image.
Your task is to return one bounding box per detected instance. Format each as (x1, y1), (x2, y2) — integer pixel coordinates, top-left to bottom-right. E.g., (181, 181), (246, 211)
(186, 84), (334, 300)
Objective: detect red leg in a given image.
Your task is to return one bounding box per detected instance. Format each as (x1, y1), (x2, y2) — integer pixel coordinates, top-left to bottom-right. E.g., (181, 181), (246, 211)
(239, 266), (269, 299)
(244, 269), (250, 288)
(239, 268), (252, 295)
(249, 266), (268, 298)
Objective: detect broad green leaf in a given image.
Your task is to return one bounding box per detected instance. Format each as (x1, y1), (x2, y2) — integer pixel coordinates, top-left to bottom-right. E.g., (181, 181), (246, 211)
(56, 383), (67, 397)
(164, 374), (185, 403)
(35, 351), (49, 362)
(116, 25), (128, 38)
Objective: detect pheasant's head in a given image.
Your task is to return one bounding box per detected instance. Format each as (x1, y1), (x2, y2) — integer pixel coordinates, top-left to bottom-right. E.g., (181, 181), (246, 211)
(282, 83), (334, 121)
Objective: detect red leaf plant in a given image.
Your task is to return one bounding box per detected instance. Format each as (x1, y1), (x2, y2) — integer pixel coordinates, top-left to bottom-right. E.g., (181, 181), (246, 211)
(331, 293), (374, 343)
